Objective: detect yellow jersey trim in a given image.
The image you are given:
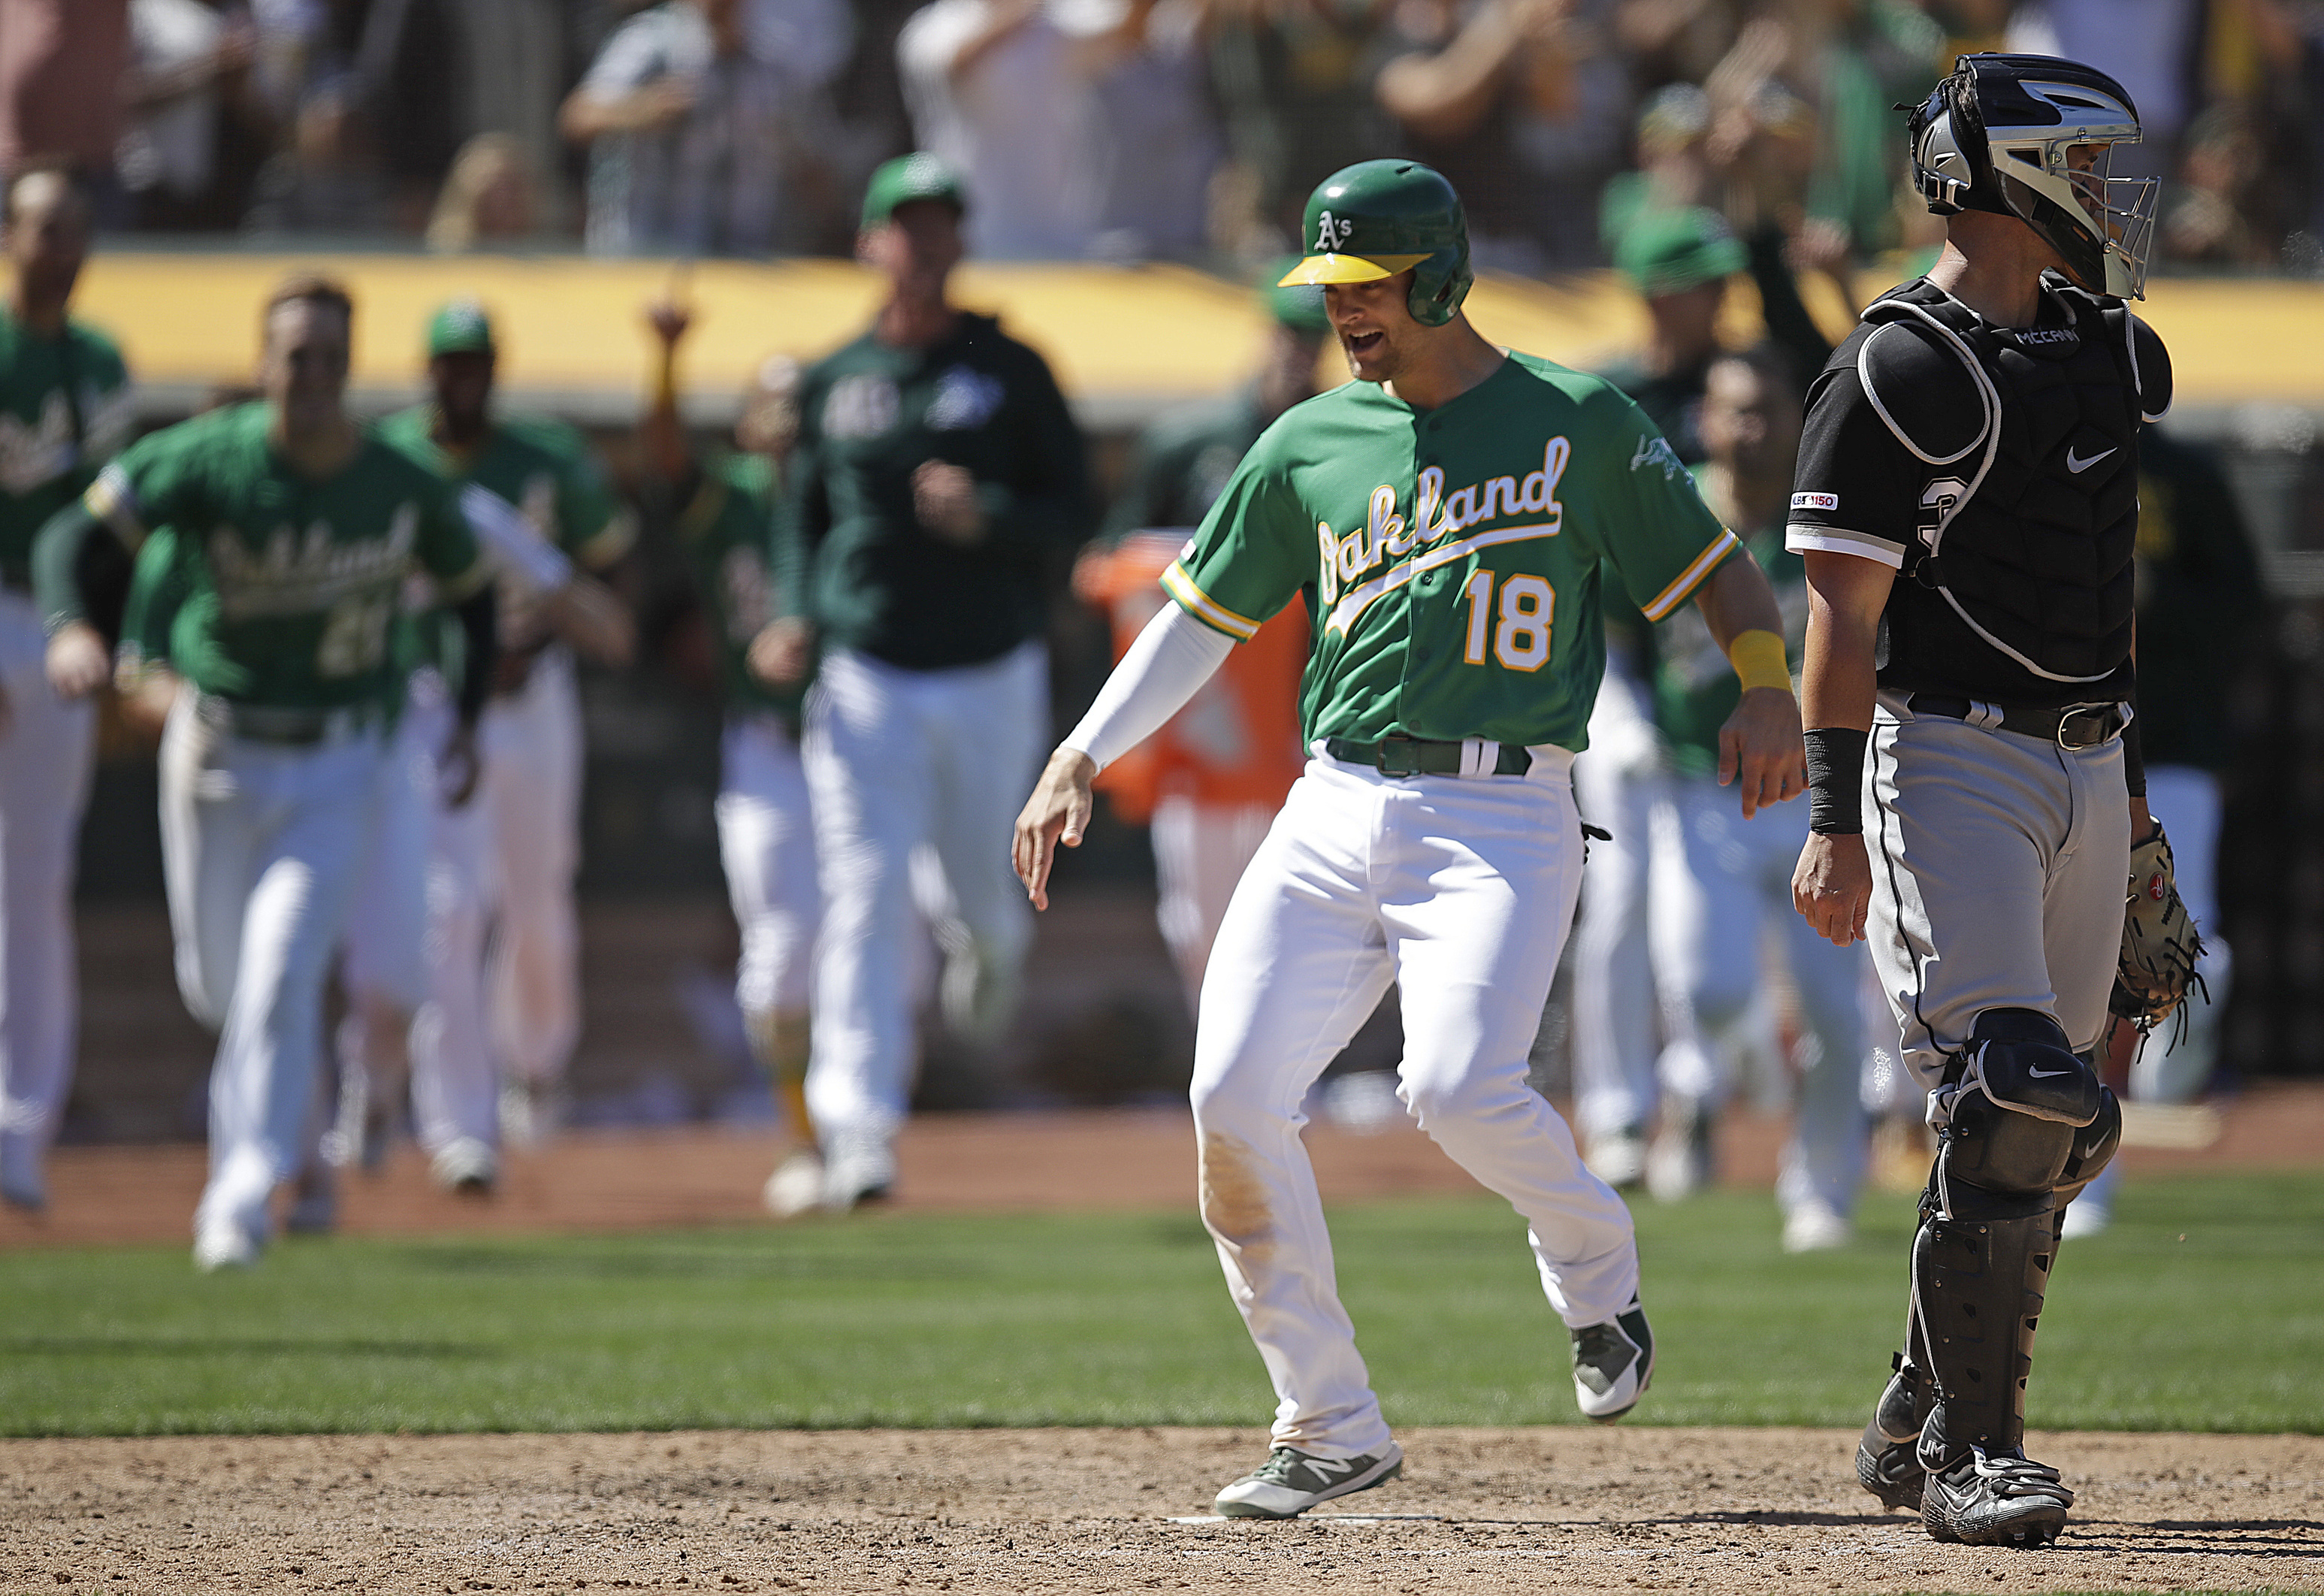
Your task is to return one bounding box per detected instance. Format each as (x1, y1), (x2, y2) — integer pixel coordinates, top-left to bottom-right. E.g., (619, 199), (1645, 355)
(1161, 562), (1260, 642)
(1639, 527), (1740, 622)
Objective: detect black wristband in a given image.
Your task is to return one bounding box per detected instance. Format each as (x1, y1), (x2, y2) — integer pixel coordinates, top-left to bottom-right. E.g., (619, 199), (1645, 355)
(1803, 727), (1869, 835)
(2121, 709), (2146, 798)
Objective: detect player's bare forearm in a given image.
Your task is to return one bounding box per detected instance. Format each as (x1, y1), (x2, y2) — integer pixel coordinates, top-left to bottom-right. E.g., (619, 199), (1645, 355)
(1691, 555), (1804, 818)
(1790, 551), (1893, 944)
(639, 300), (691, 482)
(1012, 745), (1096, 912)
(1797, 550), (1891, 732)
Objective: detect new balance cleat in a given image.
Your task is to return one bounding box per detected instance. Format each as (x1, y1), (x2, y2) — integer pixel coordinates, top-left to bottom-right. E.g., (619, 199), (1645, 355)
(193, 1221), (260, 1273)
(1570, 1299), (1655, 1422)
(1920, 1446), (2073, 1547)
(1213, 1443), (1404, 1519)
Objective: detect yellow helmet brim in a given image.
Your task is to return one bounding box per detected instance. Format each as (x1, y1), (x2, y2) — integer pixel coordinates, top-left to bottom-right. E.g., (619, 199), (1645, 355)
(1277, 252), (1431, 286)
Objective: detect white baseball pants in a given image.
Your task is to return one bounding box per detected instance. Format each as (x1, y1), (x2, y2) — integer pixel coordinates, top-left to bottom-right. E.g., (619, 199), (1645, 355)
(340, 682), (440, 1018)
(479, 646), (584, 1089)
(0, 590), (95, 1192)
(1149, 796), (1277, 1009)
(1864, 696), (2130, 1081)
(1649, 774), (1870, 1217)
(802, 642), (1045, 1149)
(1568, 658), (1663, 1143)
(160, 695), (382, 1242)
(718, 712), (819, 1020)
(411, 755), (500, 1158)
(1191, 750), (1639, 1459)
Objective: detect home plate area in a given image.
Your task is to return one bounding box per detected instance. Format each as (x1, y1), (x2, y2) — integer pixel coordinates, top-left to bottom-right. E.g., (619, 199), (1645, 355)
(4, 1426), (2318, 1594)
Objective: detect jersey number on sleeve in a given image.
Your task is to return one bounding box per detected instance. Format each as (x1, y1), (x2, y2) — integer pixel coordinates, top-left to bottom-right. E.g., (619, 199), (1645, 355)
(1460, 570), (1554, 673)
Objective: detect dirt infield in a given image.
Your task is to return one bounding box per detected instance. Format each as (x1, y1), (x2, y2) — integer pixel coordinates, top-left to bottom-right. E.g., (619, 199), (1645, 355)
(8, 1083), (2320, 1251)
(2, 1426), (2318, 1594)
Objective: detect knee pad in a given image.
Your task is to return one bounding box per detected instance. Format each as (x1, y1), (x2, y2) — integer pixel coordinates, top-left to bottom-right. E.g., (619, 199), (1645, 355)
(2056, 1084), (2121, 1203)
(1933, 1010), (2102, 1200)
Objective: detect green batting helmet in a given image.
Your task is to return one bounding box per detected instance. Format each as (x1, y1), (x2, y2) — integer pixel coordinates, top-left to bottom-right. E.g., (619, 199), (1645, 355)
(1279, 160), (1472, 328)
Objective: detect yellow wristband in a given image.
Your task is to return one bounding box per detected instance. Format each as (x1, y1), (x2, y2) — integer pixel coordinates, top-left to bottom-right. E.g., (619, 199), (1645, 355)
(1727, 628), (1793, 694)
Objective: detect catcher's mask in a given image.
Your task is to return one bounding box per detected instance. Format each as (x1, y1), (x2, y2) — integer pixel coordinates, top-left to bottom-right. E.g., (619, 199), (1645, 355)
(1908, 53), (2157, 300)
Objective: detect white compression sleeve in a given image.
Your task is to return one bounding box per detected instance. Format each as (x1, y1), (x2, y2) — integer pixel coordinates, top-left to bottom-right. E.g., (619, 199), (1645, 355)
(1062, 601), (1235, 772)
(460, 482), (573, 596)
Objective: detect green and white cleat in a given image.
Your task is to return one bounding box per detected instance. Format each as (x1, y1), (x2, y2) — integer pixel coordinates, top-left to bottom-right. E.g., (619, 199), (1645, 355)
(1213, 1442), (1404, 1519)
(1570, 1298), (1655, 1423)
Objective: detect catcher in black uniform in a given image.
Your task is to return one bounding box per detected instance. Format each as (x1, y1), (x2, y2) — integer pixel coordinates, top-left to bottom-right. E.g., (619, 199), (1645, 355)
(1787, 55), (2203, 1548)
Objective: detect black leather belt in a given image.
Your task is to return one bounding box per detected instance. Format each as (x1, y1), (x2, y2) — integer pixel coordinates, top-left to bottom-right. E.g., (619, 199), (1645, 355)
(1322, 734), (1532, 776)
(1905, 693), (2129, 751)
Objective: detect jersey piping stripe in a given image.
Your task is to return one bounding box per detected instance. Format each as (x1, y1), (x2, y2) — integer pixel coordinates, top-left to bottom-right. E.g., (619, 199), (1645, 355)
(1639, 527), (1742, 622)
(1322, 520), (1565, 636)
(1162, 561), (1262, 641)
(83, 464), (150, 550)
(1785, 524), (1905, 570)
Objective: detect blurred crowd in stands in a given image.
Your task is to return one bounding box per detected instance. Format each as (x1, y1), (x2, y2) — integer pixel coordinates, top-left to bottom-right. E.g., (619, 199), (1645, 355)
(3, 0), (2322, 276)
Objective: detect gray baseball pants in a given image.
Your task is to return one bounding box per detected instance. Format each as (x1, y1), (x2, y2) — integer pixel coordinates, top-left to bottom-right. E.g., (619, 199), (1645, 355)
(1863, 692), (2130, 1087)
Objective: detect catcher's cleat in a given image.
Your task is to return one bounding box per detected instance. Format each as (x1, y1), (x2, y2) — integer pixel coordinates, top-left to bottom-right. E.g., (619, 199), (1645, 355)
(1857, 1352), (1931, 1510)
(1570, 1299), (1655, 1423)
(1919, 1446), (2073, 1547)
(1858, 1425), (1928, 1511)
(1213, 1443), (1404, 1519)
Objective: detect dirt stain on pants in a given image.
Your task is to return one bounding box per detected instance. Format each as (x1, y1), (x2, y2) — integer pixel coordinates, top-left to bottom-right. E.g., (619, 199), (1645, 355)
(1198, 1130), (1274, 1266)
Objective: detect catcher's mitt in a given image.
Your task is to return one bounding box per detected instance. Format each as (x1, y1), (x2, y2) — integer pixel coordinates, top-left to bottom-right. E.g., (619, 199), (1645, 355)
(2110, 827), (2207, 1034)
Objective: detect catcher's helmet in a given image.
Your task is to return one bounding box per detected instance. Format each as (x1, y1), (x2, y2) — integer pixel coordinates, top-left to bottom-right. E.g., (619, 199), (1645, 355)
(1908, 53), (2157, 299)
(1278, 160), (1473, 328)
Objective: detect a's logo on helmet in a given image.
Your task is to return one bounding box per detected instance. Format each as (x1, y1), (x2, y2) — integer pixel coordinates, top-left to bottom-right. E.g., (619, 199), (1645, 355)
(1316, 210), (1353, 252)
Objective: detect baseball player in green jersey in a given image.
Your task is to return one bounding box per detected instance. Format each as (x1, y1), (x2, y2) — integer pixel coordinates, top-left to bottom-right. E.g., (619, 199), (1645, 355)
(35, 274), (497, 1269)
(779, 153), (1093, 1211)
(640, 297), (825, 1218)
(1016, 160), (1806, 1517)
(374, 300), (637, 1157)
(1636, 349), (1873, 1244)
(0, 166), (133, 1211)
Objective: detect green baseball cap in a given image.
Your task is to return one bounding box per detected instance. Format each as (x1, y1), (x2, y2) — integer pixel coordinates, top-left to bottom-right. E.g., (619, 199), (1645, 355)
(426, 298), (495, 357)
(861, 153), (967, 229)
(1260, 258), (1330, 334)
(1614, 206), (1745, 297)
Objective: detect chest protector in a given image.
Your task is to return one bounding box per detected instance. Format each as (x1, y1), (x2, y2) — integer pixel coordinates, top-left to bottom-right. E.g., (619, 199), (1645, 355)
(1857, 276), (2147, 685)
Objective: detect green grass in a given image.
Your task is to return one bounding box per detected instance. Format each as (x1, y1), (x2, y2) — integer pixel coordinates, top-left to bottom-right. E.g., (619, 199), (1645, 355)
(0, 1170), (2316, 1436)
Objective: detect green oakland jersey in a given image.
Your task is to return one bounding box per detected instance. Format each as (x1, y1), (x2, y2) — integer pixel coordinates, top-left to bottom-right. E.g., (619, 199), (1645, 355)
(0, 307), (132, 589)
(375, 407), (635, 570)
(1162, 353), (1737, 752)
(84, 404), (488, 710)
(676, 451), (802, 720)
(1648, 473), (1802, 776)
(375, 407), (634, 679)
(785, 311), (1092, 671)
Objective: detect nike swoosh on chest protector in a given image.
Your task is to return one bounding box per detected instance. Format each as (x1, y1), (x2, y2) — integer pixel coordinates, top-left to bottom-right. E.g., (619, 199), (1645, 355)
(2066, 446), (2115, 473)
